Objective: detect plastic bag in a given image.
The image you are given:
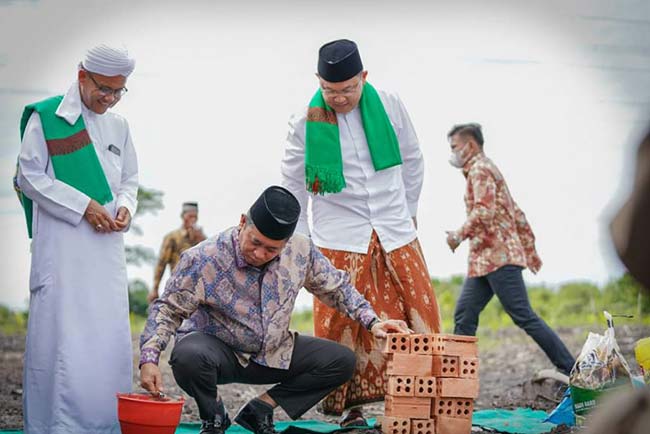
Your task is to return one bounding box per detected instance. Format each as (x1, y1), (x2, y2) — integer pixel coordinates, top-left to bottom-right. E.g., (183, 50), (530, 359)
(569, 311), (634, 425)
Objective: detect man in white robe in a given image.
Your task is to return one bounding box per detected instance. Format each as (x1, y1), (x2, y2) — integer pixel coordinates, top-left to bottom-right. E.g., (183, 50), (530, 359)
(280, 39), (440, 424)
(16, 44), (138, 434)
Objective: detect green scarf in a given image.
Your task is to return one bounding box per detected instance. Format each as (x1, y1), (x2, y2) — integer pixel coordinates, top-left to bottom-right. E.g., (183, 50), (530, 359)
(16, 95), (113, 238)
(305, 82), (402, 194)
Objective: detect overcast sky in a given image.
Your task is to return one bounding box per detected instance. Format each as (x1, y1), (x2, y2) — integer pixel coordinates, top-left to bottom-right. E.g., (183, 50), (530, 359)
(1, 0), (649, 310)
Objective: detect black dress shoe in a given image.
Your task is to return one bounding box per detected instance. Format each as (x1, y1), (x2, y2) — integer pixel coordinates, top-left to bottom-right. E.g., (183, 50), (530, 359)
(234, 398), (278, 434)
(200, 413), (232, 434)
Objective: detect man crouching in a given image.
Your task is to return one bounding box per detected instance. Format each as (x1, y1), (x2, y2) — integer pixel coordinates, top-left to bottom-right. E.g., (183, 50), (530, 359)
(139, 185), (409, 434)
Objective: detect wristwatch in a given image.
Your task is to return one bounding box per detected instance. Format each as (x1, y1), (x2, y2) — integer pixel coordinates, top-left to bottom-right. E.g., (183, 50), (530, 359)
(367, 318), (380, 331)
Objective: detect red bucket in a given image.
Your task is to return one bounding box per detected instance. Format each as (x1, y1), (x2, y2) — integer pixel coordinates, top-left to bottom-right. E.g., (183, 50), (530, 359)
(117, 393), (185, 434)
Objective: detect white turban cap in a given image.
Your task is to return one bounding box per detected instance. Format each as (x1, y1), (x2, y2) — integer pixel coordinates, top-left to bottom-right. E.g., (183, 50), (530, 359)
(81, 44), (135, 77)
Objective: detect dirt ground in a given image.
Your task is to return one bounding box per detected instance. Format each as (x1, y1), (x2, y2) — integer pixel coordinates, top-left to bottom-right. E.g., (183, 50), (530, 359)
(1, 325), (648, 431)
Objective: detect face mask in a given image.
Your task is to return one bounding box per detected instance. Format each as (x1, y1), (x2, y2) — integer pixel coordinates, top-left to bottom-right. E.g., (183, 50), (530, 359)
(449, 141), (474, 168)
(449, 151), (464, 168)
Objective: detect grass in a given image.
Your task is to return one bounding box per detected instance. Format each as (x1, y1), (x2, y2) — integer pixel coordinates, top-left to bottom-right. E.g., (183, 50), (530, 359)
(130, 312), (148, 335)
(5, 273), (649, 336)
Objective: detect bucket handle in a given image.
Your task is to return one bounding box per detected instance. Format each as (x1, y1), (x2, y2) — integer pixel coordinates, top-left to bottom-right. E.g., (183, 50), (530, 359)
(138, 388), (183, 402)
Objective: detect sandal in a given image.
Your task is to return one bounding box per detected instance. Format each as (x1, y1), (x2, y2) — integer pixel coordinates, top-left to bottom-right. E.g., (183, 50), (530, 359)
(339, 409), (369, 428)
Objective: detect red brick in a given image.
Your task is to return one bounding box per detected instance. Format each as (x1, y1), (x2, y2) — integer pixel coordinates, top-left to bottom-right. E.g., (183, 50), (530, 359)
(384, 396), (431, 419)
(385, 334), (411, 354)
(432, 355), (459, 377)
(387, 354), (434, 376)
(431, 397), (457, 418)
(436, 415), (472, 434)
(436, 378), (479, 399)
(430, 334), (446, 355)
(384, 395), (393, 414)
(388, 375), (415, 396)
(451, 399), (473, 419)
(458, 357), (478, 379)
(410, 334), (433, 354)
(438, 334), (478, 357)
(410, 334), (448, 355)
(410, 419), (435, 434)
(432, 398), (474, 420)
(380, 416), (411, 434)
(414, 376), (437, 397)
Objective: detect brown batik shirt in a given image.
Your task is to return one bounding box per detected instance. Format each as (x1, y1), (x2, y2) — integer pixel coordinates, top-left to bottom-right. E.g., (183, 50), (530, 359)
(153, 227), (206, 291)
(458, 153), (542, 277)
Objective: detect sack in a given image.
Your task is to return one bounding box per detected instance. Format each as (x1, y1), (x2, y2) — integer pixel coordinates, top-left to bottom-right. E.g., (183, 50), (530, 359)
(569, 311), (634, 424)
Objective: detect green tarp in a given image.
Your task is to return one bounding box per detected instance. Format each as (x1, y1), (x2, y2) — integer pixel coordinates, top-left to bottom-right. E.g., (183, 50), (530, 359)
(1, 410), (559, 434)
(471, 408), (557, 434)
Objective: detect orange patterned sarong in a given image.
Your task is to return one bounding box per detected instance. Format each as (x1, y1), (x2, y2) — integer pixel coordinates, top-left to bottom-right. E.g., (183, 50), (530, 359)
(314, 232), (441, 415)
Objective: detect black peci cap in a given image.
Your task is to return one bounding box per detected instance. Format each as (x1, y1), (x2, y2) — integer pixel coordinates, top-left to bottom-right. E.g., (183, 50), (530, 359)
(318, 39), (363, 83)
(249, 186), (300, 240)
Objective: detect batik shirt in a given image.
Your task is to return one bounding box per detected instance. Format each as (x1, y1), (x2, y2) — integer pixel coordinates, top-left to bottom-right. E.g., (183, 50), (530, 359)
(140, 226), (379, 369)
(459, 153), (542, 277)
(153, 227), (206, 291)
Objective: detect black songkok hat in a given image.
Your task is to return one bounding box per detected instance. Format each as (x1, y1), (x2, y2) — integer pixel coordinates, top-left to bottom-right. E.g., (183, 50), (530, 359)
(182, 202), (198, 213)
(317, 39), (363, 83)
(249, 186), (300, 240)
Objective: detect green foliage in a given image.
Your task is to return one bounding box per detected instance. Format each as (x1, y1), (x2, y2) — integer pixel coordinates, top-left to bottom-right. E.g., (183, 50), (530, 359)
(432, 276), (463, 331)
(125, 185), (164, 316)
(130, 312), (147, 336)
(434, 273), (649, 332)
(125, 185), (163, 268)
(290, 308), (314, 334)
(128, 279), (150, 317)
(602, 273), (650, 319)
(0, 304), (28, 335)
(125, 245), (157, 267)
(129, 186), (164, 236)
(4, 273), (649, 336)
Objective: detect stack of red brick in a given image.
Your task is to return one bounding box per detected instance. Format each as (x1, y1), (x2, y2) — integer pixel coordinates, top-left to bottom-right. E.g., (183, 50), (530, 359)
(380, 333), (479, 434)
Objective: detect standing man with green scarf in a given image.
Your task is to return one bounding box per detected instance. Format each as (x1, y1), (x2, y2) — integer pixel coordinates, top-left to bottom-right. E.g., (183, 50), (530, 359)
(281, 39), (441, 425)
(15, 44), (138, 434)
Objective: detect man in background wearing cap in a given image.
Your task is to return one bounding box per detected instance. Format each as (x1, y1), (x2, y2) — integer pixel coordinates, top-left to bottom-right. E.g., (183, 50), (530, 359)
(139, 186), (410, 434)
(281, 39), (441, 423)
(14, 44), (138, 434)
(148, 201), (207, 303)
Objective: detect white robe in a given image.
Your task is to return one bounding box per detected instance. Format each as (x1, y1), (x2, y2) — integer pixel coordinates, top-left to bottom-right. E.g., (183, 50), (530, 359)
(17, 82), (138, 434)
(281, 90), (424, 254)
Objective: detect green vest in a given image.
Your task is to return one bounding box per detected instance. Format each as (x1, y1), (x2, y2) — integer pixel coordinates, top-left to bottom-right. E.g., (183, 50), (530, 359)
(16, 95), (113, 237)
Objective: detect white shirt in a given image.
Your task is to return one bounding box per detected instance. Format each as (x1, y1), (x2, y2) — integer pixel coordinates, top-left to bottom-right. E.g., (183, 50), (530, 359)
(17, 82), (138, 434)
(281, 90), (424, 254)
(18, 82), (139, 226)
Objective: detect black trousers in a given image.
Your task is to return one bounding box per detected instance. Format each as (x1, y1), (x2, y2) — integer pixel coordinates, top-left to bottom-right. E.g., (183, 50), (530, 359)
(169, 332), (356, 421)
(454, 265), (575, 374)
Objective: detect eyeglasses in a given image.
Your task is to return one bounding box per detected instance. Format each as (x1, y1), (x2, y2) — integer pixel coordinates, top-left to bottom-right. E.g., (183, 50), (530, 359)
(320, 79), (363, 97)
(84, 69), (128, 98)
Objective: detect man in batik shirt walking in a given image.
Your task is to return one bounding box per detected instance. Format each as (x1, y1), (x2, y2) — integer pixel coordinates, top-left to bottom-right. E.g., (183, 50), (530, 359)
(149, 201), (206, 302)
(445, 123), (575, 375)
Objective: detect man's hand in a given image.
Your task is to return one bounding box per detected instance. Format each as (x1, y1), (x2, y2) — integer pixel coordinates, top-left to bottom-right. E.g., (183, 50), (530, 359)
(147, 290), (159, 304)
(140, 363), (164, 395)
(84, 199), (118, 233)
(114, 207), (132, 231)
(528, 253), (543, 274)
(446, 230), (461, 252)
(370, 319), (413, 339)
